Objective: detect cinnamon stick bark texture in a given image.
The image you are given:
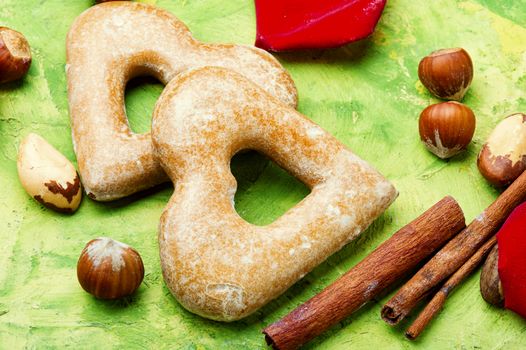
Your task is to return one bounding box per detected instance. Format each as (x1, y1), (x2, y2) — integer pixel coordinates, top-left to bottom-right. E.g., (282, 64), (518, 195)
(405, 236), (497, 340)
(263, 196), (465, 350)
(381, 170), (526, 326)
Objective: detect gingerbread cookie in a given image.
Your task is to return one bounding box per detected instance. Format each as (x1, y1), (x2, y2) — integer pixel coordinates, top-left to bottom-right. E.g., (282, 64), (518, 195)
(152, 67), (397, 321)
(66, 2), (297, 201)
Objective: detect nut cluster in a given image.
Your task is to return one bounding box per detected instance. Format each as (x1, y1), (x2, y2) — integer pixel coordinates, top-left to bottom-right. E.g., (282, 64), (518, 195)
(417, 48), (476, 159)
(418, 48), (526, 187)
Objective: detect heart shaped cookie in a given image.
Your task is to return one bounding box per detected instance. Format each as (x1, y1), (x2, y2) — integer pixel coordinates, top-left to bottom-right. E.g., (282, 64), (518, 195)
(152, 66), (397, 321)
(67, 2), (297, 201)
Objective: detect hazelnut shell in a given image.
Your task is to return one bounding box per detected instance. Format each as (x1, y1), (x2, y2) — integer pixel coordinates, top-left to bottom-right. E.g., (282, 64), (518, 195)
(480, 245), (504, 307)
(419, 101), (476, 159)
(418, 48), (473, 101)
(77, 237), (145, 300)
(0, 26), (31, 84)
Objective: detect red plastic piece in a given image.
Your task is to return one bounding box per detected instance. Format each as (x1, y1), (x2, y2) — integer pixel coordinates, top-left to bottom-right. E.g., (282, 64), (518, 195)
(254, 0), (387, 52)
(497, 201), (526, 319)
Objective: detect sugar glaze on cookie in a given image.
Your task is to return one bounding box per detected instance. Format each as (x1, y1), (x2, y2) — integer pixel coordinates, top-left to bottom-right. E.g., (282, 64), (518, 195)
(66, 2), (297, 201)
(152, 67), (397, 321)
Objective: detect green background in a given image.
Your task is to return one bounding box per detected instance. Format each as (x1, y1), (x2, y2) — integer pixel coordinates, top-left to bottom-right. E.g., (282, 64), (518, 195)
(1, 0), (526, 348)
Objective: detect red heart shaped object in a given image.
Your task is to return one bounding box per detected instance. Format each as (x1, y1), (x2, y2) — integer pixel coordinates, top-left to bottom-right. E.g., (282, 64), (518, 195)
(497, 201), (526, 319)
(255, 0), (387, 51)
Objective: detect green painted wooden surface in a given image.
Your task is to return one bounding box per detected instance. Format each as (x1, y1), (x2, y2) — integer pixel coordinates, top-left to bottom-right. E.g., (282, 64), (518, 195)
(1, 0), (526, 348)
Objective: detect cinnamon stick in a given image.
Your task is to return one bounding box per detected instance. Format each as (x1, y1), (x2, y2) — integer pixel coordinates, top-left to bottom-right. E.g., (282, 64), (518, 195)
(405, 236), (497, 340)
(381, 170), (526, 326)
(263, 196), (465, 350)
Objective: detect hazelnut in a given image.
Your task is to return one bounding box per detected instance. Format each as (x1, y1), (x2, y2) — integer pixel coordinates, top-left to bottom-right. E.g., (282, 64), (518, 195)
(480, 245), (504, 307)
(477, 113), (526, 188)
(419, 102), (476, 159)
(17, 133), (82, 213)
(77, 237), (145, 299)
(418, 48), (473, 101)
(0, 27), (31, 84)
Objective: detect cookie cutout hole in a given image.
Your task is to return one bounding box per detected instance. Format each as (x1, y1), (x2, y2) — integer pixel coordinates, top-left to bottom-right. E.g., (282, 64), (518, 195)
(230, 150), (310, 226)
(125, 76), (164, 134)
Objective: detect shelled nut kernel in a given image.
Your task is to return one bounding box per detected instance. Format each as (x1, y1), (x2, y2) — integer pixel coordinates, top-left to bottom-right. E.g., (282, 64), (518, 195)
(17, 133), (82, 213)
(478, 113), (526, 187)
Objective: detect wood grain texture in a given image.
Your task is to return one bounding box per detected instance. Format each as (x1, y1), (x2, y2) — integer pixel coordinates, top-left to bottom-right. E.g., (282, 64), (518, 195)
(264, 197), (465, 349)
(383, 169), (526, 326)
(1, 0), (526, 348)
(405, 236), (498, 340)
